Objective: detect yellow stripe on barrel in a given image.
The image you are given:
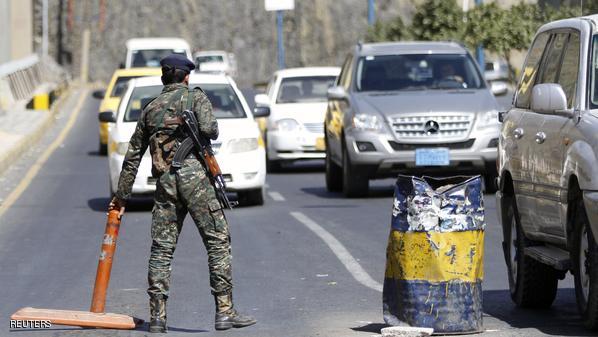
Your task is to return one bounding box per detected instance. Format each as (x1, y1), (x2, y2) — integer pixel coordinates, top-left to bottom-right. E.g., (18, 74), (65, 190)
(385, 230), (484, 283)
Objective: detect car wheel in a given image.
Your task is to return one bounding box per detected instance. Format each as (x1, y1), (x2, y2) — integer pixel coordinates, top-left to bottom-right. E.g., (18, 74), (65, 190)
(325, 136), (342, 192)
(238, 188), (265, 207)
(572, 200), (598, 330)
(342, 144), (368, 198)
(503, 194), (558, 308)
(484, 162), (498, 193)
(99, 139), (107, 156)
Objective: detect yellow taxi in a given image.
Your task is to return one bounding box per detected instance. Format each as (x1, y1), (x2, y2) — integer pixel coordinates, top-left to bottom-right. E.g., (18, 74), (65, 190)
(94, 67), (161, 154)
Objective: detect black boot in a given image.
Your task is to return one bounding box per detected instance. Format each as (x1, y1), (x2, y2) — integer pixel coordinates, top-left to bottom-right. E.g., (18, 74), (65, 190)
(149, 297), (167, 333)
(214, 293), (256, 330)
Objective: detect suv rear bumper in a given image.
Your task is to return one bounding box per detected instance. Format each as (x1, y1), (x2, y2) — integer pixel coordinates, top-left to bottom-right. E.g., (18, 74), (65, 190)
(583, 191), (598, 240)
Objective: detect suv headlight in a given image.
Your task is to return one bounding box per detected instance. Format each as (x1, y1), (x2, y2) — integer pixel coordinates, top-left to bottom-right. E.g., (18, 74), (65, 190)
(352, 113), (384, 132)
(273, 118), (300, 132)
(477, 110), (499, 128)
(226, 138), (259, 153)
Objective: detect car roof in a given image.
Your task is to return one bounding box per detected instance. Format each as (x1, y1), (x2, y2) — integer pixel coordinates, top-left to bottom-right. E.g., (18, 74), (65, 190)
(355, 41), (467, 56)
(125, 38), (190, 50)
(194, 50), (228, 57)
(274, 67), (341, 78)
(128, 73), (231, 88)
(537, 14), (598, 34)
(111, 67), (162, 78)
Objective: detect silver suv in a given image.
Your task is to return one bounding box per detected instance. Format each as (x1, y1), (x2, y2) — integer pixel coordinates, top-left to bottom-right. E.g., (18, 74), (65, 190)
(324, 41), (502, 197)
(497, 15), (598, 329)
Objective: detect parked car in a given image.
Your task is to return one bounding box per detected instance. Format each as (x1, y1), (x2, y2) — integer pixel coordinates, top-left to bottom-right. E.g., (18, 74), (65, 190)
(497, 14), (598, 330)
(122, 38), (192, 68)
(194, 50), (238, 77)
(254, 67), (340, 171)
(100, 73), (268, 206)
(325, 41), (502, 197)
(484, 57), (513, 83)
(92, 67), (162, 155)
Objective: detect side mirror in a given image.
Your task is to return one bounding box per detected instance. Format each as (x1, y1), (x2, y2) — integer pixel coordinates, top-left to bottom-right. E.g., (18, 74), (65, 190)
(490, 81), (508, 96)
(498, 111), (507, 123)
(254, 93), (270, 107)
(530, 83), (571, 116)
(327, 86), (347, 100)
(98, 111), (116, 123)
(92, 90), (105, 100)
(253, 106), (271, 118)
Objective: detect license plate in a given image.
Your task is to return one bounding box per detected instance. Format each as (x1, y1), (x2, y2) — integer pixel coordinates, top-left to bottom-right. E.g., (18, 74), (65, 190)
(315, 137), (326, 151)
(415, 148), (450, 166)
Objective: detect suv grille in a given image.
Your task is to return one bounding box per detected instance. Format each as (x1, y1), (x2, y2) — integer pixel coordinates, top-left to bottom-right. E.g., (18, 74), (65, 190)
(303, 123), (324, 134)
(388, 139), (475, 151)
(390, 114), (474, 140)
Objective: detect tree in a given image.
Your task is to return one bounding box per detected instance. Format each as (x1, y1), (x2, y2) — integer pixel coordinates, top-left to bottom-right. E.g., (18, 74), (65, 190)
(410, 0), (463, 41)
(365, 16), (409, 42)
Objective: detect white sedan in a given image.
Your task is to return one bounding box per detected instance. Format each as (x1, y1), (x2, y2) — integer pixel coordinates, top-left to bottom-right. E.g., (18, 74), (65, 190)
(103, 73), (267, 206)
(254, 67), (340, 171)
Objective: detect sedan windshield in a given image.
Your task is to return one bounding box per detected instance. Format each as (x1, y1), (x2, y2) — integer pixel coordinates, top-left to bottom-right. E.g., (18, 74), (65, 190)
(276, 76), (337, 103)
(355, 54), (484, 92)
(131, 49), (186, 67)
(591, 35), (598, 109)
(123, 83), (246, 122)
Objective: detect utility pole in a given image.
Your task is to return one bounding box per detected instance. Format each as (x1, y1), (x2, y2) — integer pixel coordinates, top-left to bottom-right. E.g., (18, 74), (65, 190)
(368, 0), (375, 25)
(57, 0), (63, 64)
(42, 0), (48, 57)
(276, 10), (285, 69)
(475, 0), (484, 69)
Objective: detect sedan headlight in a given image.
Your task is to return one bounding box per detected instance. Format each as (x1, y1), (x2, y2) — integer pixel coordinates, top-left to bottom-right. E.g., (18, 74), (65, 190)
(352, 113), (384, 132)
(477, 110), (499, 128)
(226, 138), (259, 153)
(273, 118), (300, 132)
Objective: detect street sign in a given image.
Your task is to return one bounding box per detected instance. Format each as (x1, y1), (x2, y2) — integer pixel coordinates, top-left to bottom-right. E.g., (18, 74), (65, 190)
(265, 0), (294, 11)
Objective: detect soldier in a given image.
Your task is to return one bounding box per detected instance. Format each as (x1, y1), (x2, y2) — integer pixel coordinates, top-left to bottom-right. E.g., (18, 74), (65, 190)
(108, 54), (256, 333)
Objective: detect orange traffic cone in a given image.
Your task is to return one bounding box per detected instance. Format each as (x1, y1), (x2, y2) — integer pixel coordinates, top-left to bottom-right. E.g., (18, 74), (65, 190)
(11, 210), (140, 329)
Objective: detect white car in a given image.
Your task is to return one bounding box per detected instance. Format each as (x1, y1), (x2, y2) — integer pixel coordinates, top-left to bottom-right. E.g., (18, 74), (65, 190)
(123, 38), (192, 68)
(194, 50), (237, 77)
(103, 73), (267, 206)
(255, 67), (340, 171)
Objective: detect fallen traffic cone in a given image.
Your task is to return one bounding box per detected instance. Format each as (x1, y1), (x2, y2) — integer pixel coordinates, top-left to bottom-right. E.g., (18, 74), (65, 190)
(11, 210), (141, 329)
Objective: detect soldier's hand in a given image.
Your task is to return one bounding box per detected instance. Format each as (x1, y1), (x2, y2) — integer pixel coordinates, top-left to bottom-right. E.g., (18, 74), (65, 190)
(108, 197), (126, 219)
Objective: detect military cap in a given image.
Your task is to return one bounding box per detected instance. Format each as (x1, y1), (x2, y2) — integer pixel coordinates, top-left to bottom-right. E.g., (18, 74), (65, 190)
(160, 54), (195, 73)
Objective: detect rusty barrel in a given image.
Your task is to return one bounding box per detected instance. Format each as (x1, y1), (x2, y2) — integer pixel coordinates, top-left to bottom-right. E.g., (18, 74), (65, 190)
(90, 210), (121, 313)
(383, 175), (485, 334)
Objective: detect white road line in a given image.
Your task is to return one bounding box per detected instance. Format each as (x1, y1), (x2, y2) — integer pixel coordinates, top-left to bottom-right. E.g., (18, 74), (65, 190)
(268, 191), (286, 201)
(290, 211), (383, 292)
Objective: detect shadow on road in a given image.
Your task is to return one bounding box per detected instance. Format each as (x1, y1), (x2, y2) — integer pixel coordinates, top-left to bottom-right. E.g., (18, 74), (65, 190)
(351, 322), (389, 333)
(86, 150), (103, 157)
(87, 197), (154, 213)
(300, 186), (394, 199)
(483, 289), (592, 336)
(270, 160), (325, 174)
(135, 321), (209, 333)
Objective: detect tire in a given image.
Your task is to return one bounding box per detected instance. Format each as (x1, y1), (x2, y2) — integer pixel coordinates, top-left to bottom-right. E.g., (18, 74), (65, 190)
(484, 162), (498, 193)
(341, 144), (368, 198)
(266, 158), (281, 173)
(503, 195), (558, 308)
(99, 139), (108, 156)
(572, 201), (598, 330)
(325, 136), (342, 192)
(238, 188), (265, 207)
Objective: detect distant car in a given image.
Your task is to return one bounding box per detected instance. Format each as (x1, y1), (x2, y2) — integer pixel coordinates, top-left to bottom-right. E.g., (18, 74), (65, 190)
(123, 38), (192, 69)
(194, 50), (238, 77)
(325, 42), (502, 197)
(101, 73), (268, 206)
(484, 57), (512, 83)
(254, 67), (340, 171)
(497, 14), (598, 330)
(92, 67), (162, 155)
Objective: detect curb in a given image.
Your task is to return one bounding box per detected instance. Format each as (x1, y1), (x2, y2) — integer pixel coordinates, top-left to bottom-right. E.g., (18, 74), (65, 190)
(0, 85), (75, 176)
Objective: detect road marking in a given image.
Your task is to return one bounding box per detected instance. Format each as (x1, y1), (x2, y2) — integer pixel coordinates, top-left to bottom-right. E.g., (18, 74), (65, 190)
(290, 211), (383, 292)
(268, 191), (285, 201)
(0, 88), (87, 219)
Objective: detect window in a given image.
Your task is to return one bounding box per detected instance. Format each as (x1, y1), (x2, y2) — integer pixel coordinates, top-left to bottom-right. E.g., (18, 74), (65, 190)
(111, 76), (136, 97)
(590, 35), (598, 109)
(275, 76), (337, 103)
(130, 49), (186, 68)
(537, 33), (568, 84)
(558, 32), (580, 109)
(515, 33), (549, 109)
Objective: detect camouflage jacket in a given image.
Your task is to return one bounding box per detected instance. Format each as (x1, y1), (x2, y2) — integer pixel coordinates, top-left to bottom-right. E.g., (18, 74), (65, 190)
(115, 83), (218, 201)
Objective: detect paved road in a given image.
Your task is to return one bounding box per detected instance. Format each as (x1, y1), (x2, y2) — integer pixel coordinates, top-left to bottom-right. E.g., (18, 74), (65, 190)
(0, 88), (591, 336)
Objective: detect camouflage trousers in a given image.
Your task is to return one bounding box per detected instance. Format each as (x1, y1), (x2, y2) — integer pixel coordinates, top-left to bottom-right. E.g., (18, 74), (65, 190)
(148, 158), (232, 300)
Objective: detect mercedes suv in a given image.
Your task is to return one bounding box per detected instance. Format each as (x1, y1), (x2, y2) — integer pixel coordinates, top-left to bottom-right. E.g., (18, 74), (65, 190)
(324, 41), (502, 197)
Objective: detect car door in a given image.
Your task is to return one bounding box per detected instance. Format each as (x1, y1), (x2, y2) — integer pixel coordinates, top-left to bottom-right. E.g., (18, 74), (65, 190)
(506, 31), (550, 233)
(532, 30), (581, 238)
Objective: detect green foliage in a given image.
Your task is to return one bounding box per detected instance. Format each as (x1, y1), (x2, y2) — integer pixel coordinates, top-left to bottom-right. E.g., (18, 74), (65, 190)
(409, 0), (463, 41)
(365, 16), (409, 42)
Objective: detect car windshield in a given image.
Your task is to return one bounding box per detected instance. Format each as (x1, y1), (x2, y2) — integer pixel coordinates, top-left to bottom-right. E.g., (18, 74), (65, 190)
(130, 49), (186, 67)
(197, 55), (224, 64)
(123, 83), (246, 122)
(591, 35), (598, 109)
(355, 54), (484, 92)
(111, 76), (137, 97)
(276, 76), (337, 103)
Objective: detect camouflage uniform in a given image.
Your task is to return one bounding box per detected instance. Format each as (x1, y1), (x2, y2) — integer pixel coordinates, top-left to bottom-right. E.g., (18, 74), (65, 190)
(115, 83), (233, 304)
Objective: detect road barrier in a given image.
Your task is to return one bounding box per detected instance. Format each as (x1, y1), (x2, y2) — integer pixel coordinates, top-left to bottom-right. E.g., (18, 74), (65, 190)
(383, 175), (485, 334)
(0, 54), (69, 111)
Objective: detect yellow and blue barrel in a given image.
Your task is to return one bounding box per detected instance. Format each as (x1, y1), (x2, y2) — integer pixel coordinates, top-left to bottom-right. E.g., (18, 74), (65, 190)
(383, 175), (484, 334)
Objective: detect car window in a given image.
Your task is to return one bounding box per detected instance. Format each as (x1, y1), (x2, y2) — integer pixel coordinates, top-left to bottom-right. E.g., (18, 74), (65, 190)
(111, 76), (137, 97)
(355, 53), (483, 92)
(590, 35), (598, 109)
(515, 32), (550, 109)
(267, 75), (277, 98)
(275, 76), (337, 103)
(123, 83), (247, 122)
(196, 55), (224, 64)
(558, 32), (580, 109)
(537, 33), (568, 84)
(130, 49), (186, 67)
